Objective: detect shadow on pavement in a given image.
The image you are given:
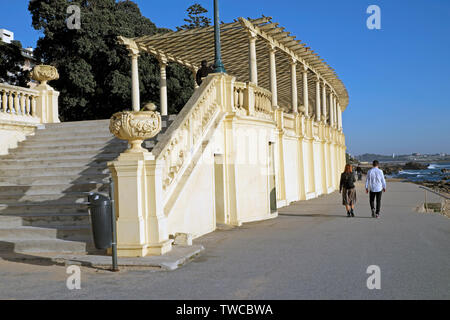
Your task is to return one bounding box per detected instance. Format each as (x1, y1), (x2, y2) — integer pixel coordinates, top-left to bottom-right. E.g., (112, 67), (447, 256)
(278, 213), (373, 219)
(0, 241), (65, 266)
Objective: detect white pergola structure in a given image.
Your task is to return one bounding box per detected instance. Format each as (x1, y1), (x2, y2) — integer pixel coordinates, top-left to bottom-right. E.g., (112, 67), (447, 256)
(119, 16), (348, 124)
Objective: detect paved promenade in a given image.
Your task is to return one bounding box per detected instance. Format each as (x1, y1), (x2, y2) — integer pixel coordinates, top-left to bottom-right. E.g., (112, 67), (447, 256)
(0, 181), (449, 299)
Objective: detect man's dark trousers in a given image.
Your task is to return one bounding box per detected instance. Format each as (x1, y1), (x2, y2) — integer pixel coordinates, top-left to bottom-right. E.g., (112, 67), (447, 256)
(369, 191), (382, 214)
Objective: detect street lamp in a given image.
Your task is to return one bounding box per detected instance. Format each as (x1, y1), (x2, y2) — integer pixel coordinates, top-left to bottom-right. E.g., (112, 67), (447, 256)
(213, 0), (226, 73)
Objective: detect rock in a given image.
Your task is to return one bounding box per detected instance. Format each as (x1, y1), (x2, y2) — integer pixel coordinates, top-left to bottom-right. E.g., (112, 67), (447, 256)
(379, 165), (402, 175)
(403, 162), (428, 170)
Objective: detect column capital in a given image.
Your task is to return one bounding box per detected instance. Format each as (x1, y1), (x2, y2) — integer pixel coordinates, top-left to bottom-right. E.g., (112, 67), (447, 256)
(267, 43), (277, 53)
(289, 57), (298, 66)
(118, 36), (140, 56)
(247, 30), (258, 40)
(301, 64), (309, 73)
(157, 55), (168, 67)
(128, 52), (140, 59)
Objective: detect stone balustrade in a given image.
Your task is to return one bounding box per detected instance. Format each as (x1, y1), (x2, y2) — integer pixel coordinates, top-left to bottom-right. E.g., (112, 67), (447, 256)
(233, 81), (273, 119)
(0, 66), (60, 155)
(0, 83), (39, 122)
(153, 75), (222, 198)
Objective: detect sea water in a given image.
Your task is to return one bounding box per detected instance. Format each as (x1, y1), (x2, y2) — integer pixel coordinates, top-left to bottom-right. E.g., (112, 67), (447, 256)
(389, 163), (450, 182)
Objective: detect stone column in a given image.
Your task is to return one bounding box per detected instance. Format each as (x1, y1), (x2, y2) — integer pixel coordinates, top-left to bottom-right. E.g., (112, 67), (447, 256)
(333, 95), (338, 128)
(290, 58), (298, 114)
(268, 45), (277, 108)
(158, 56), (168, 116)
(131, 52), (140, 112)
(321, 81), (327, 123)
(191, 67), (199, 89)
(248, 31), (258, 85)
(302, 65), (309, 117)
(315, 75), (321, 122)
(337, 103), (342, 130)
(329, 90), (334, 127)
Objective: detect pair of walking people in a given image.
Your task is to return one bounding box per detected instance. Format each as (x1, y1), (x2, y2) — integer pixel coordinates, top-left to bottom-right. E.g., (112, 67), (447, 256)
(339, 160), (386, 218)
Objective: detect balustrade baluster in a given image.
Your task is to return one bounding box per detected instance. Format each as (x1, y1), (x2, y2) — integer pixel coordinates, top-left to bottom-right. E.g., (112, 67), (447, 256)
(8, 91), (13, 113)
(31, 95), (36, 116)
(1, 90), (5, 113)
(20, 93), (26, 115)
(13, 92), (19, 114)
(25, 94), (30, 115)
(238, 89), (244, 110)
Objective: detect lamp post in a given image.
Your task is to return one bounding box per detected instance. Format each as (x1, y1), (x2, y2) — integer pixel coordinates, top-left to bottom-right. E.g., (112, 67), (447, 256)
(213, 0), (226, 73)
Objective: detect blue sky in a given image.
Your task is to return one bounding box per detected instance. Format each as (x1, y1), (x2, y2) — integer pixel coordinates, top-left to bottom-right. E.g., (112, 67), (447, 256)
(1, 0), (449, 155)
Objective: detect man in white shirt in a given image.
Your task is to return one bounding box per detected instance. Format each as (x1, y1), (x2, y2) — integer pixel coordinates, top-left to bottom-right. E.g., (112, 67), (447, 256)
(365, 160), (386, 218)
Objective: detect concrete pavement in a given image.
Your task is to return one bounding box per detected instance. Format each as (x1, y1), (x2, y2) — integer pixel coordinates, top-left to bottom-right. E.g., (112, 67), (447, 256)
(0, 180), (448, 299)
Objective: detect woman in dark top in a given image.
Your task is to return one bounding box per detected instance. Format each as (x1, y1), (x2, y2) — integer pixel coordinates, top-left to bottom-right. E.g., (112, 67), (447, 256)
(340, 164), (357, 217)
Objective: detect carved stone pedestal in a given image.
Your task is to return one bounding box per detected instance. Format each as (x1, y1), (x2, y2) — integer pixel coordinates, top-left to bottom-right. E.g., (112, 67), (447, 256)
(108, 107), (172, 257)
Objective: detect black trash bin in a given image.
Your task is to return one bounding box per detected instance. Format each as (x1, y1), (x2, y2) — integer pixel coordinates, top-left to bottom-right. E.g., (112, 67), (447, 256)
(88, 193), (113, 250)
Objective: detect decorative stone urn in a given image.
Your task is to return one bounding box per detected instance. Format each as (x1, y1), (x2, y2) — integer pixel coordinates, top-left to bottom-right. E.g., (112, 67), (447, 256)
(31, 65), (59, 85)
(109, 103), (162, 153)
(298, 106), (306, 115)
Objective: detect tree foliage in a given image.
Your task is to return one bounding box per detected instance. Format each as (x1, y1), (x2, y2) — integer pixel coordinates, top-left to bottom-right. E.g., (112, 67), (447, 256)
(0, 40), (30, 86)
(346, 153), (357, 164)
(28, 0), (194, 121)
(177, 3), (211, 30)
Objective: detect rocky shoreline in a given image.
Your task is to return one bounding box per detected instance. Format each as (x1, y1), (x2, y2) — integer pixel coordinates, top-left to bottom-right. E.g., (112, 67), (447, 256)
(356, 161), (450, 195)
(357, 161), (430, 175)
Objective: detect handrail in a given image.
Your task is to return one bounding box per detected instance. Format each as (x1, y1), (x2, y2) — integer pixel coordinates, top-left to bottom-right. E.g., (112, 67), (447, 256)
(0, 82), (39, 95)
(419, 186), (450, 200)
(154, 74), (221, 196)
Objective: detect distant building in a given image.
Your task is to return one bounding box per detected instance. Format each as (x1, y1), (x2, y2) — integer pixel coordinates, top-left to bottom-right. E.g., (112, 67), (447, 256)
(1, 28), (38, 86)
(0, 28), (14, 43)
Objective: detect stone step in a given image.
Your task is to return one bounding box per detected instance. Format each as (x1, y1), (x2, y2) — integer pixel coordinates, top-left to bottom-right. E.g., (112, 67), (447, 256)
(42, 119), (170, 131)
(7, 143), (127, 155)
(0, 158), (111, 169)
(0, 173), (110, 185)
(0, 226), (58, 240)
(0, 200), (89, 215)
(0, 225), (92, 241)
(0, 166), (109, 177)
(30, 130), (115, 140)
(13, 213), (90, 227)
(0, 238), (87, 253)
(0, 150), (122, 161)
(0, 191), (91, 204)
(33, 127), (112, 138)
(0, 183), (108, 196)
(44, 119), (111, 129)
(19, 136), (125, 148)
(0, 216), (22, 228)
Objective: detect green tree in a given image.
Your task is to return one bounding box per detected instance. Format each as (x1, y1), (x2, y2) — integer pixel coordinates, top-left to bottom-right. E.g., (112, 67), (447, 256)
(346, 153), (357, 164)
(0, 40), (30, 86)
(29, 0), (194, 121)
(177, 3), (211, 30)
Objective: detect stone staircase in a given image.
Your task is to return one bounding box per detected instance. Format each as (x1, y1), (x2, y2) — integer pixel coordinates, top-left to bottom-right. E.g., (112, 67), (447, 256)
(0, 115), (176, 254)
